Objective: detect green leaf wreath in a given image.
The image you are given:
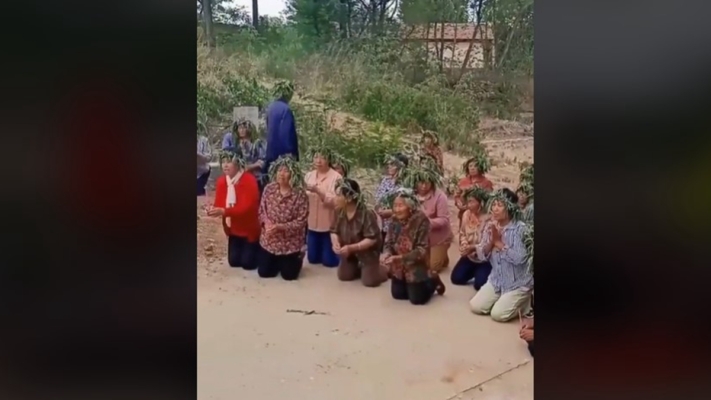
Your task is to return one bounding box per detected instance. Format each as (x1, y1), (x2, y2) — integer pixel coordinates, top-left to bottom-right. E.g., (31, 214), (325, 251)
(218, 150), (247, 169)
(273, 80), (295, 102)
(524, 224), (534, 274)
(462, 150), (492, 175)
(462, 186), (491, 205)
(378, 187), (422, 211)
(486, 189), (522, 221)
(334, 178), (373, 210)
(399, 158), (443, 190)
(330, 152), (352, 177)
(267, 155), (304, 188)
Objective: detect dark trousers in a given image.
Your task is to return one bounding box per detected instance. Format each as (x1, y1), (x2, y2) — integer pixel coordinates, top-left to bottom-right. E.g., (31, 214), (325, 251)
(306, 230), (339, 267)
(197, 168), (211, 196)
(227, 235), (259, 270)
(391, 278), (436, 305)
(527, 341), (534, 358)
(258, 251), (303, 280)
(450, 257), (492, 290)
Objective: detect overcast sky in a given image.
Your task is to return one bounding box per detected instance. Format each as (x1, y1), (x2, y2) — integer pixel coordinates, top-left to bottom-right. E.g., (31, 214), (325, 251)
(231, 0), (287, 17)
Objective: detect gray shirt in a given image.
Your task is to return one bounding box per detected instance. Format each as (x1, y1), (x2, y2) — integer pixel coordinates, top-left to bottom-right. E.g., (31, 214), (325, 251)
(197, 135), (212, 178)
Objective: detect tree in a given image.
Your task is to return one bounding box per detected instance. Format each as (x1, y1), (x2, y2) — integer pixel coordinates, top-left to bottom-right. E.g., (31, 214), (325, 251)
(252, 0), (260, 29)
(201, 0), (215, 47)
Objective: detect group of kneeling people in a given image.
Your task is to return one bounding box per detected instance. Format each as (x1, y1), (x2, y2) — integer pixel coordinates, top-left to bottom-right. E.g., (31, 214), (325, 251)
(203, 145), (533, 333)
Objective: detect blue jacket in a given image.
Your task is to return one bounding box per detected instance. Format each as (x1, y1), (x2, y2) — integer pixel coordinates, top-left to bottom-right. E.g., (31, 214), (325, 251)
(264, 99), (298, 174)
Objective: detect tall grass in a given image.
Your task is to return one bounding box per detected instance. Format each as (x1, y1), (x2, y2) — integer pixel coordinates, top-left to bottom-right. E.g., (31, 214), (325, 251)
(198, 26), (527, 161)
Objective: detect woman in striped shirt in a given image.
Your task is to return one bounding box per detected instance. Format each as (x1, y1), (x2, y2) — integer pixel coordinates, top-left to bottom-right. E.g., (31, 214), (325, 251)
(469, 188), (533, 322)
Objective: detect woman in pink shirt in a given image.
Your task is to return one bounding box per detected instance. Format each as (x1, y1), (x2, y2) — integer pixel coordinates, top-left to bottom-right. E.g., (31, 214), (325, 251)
(304, 148), (343, 267)
(401, 162), (453, 273)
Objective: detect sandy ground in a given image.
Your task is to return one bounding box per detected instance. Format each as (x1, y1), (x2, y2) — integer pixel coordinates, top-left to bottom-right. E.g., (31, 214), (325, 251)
(198, 117), (533, 400)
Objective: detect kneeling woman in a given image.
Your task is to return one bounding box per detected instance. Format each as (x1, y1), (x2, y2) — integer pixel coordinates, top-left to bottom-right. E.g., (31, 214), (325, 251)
(469, 189), (533, 322)
(381, 189), (445, 305)
(257, 156), (309, 280)
(208, 152), (261, 269)
(330, 178), (387, 287)
(304, 147), (342, 267)
(401, 162), (453, 273)
(451, 187), (493, 289)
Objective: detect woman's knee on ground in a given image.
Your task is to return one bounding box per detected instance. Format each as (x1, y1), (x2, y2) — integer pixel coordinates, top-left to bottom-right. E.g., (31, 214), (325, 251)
(450, 257), (474, 285)
(390, 279), (409, 300)
(489, 296), (528, 322)
(489, 305), (518, 322)
(469, 294), (494, 315)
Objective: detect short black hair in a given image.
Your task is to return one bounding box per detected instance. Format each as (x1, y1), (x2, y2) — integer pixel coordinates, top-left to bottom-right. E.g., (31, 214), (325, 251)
(338, 178), (361, 201)
(501, 188), (519, 205)
(393, 152), (409, 167)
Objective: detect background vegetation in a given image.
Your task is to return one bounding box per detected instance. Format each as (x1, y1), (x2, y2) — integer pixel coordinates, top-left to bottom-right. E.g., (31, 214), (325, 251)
(196, 0), (533, 168)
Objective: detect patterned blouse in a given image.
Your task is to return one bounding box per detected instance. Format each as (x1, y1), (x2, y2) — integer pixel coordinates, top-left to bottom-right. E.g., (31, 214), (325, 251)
(330, 206), (381, 263)
(383, 210), (433, 283)
(423, 145), (444, 172)
(459, 211), (490, 263)
(258, 182), (309, 255)
(374, 176), (399, 232)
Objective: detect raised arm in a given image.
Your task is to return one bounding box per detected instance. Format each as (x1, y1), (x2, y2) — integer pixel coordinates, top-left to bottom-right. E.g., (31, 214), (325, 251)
(497, 223), (528, 265)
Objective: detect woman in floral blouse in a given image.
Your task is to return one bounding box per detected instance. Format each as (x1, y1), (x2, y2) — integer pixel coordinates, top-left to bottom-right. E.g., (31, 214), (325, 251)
(257, 155), (309, 280)
(304, 147), (342, 267)
(330, 178), (386, 287)
(420, 130), (444, 173)
(451, 187), (492, 289)
(374, 153), (409, 244)
(381, 188), (446, 305)
(400, 161), (453, 273)
(454, 152), (494, 228)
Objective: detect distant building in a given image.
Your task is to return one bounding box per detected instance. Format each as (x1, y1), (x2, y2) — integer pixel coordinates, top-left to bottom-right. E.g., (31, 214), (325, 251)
(403, 23), (495, 69)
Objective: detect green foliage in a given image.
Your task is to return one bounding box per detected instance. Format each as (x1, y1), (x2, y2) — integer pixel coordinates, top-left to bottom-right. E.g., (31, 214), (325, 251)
(292, 103), (403, 169)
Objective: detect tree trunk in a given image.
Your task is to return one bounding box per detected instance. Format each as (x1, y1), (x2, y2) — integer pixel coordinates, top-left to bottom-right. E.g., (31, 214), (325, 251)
(455, 0), (484, 83)
(252, 0), (259, 30)
(202, 0), (215, 48)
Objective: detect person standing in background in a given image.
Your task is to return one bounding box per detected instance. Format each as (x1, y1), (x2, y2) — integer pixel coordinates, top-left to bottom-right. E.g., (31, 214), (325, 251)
(264, 81), (298, 175)
(197, 133), (212, 196)
(222, 118), (268, 193)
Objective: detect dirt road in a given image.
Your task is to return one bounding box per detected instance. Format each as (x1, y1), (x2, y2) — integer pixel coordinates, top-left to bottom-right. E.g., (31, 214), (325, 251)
(197, 119), (533, 400)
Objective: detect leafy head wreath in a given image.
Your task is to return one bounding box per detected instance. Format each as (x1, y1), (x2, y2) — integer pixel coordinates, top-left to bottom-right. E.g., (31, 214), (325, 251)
(524, 224), (534, 274)
(463, 150), (491, 175)
(305, 144), (335, 166)
(334, 178), (372, 209)
(273, 80), (295, 102)
(420, 129), (440, 146)
(218, 150), (247, 170)
(378, 187), (422, 211)
(462, 186), (491, 205)
(232, 117), (257, 141)
(268, 155), (304, 188)
(486, 188), (522, 221)
(519, 162), (534, 186)
(517, 162), (534, 201)
(330, 152), (352, 177)
(399, 158), (443, 190)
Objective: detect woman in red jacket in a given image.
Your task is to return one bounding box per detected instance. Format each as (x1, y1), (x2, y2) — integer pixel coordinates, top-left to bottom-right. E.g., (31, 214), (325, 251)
(207, 151), (261, 270)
